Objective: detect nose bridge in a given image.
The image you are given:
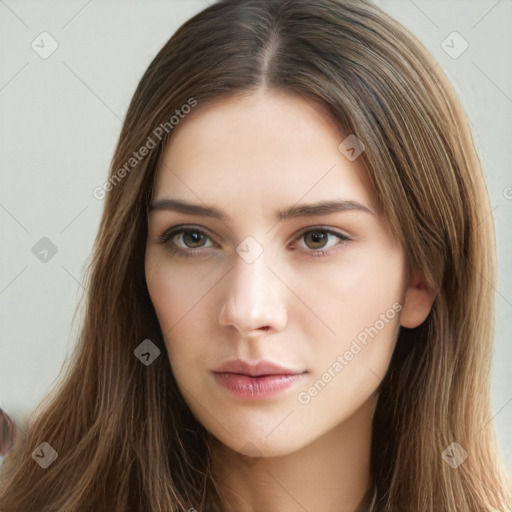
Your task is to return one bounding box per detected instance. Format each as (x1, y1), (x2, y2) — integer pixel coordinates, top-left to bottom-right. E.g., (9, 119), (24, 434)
(235, 249), (268, 307)
(219, 239), (287, 333)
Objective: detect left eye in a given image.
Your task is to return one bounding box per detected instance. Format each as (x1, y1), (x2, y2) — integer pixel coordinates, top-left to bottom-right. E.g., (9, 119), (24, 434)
(294, 229), (350, 253)
(159, 228), (215, 251)
(158, 227), (350, 256)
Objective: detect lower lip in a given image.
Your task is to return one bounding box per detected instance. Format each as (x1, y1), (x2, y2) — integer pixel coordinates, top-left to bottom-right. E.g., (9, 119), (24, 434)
(213, 372), (306, 399)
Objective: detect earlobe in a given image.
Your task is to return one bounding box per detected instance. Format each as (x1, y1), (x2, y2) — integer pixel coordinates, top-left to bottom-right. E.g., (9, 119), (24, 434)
(400, 268), (436, 329)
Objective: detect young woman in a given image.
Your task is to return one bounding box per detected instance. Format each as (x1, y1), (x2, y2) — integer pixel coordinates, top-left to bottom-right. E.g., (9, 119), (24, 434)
(1, 0), (510, 510)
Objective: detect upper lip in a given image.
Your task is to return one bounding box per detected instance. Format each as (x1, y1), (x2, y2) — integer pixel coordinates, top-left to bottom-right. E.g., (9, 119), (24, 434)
(213, 359), (305, 377)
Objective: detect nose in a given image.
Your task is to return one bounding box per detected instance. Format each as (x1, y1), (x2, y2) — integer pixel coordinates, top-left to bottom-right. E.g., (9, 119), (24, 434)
(218, 246), (287, 338)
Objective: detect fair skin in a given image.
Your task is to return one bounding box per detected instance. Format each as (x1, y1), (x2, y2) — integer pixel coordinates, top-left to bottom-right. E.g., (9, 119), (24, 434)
(145, 89), (435, 512)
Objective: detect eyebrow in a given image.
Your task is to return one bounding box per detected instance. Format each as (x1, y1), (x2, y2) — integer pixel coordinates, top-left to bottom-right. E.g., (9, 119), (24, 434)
(148, 197), (375, 221)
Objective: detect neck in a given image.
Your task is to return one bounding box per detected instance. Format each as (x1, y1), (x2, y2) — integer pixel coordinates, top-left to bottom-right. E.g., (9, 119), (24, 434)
(211, 395), (376, 512)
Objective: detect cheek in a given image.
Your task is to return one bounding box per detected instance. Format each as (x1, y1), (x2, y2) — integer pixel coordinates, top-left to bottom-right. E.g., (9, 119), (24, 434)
(145, 253), (214, 335)
(338, 251), (403, 339)
(145, 254), (216, 375)
(145, 268), (178, 335)
(296, 240), (405, 342)
(294, 293), (402, 424)
(297, 242), (405, 396)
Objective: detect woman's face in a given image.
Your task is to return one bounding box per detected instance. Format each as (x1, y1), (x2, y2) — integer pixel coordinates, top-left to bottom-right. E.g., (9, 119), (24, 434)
(145, 90), (424, 458)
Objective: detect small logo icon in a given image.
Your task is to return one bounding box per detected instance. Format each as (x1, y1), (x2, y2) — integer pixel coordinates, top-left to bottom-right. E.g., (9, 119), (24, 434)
(31, 32), (59, 59)
(32, 442), (58, 468)
(236, 236), (263, 264)
(338, 134), (365, 161)
(441, 442), (468, 468)
(32, 237), (58, 263)
(237, 442), (262, 467)
(441, 31), (468, 59)
(134, 339), (161, 366)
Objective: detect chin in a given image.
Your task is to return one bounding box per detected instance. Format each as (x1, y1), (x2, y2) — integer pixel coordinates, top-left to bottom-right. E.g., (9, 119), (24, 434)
(212, 426), (314, 460)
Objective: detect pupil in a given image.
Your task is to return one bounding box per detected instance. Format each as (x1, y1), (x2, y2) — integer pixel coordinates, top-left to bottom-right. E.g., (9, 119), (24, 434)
(309, 232), (326, 248)
(185, 231), (203, 247)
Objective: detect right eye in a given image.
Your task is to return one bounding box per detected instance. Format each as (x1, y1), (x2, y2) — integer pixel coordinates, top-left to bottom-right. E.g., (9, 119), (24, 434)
(158, 226), (216, 257)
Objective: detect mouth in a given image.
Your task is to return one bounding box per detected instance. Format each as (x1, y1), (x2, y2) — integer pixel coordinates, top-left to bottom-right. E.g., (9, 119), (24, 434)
(213, 358), (306, 377)
(212, 359), (308, 399)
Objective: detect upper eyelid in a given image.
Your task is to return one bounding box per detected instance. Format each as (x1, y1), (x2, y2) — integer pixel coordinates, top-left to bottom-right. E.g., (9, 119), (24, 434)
(159, 225), (217, 243)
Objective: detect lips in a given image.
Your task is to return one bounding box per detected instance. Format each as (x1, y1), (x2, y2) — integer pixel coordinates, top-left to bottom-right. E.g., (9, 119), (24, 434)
(212, 359), (307, 399)
(213, 359), (305, 377)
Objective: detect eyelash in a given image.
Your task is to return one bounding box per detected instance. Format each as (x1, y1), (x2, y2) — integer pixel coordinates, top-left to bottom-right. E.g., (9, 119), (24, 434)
(157, 225), (351, 258)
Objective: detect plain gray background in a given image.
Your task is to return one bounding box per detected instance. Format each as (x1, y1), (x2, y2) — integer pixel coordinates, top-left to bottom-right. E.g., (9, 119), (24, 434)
(1, 0), (511, 472)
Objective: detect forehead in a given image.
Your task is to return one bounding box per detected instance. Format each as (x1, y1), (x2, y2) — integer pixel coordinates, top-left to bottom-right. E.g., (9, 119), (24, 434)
(152, 90), (377, 217)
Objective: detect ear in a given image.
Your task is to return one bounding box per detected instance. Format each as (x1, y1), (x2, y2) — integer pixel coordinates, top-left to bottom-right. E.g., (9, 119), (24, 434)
(400, 267), (436, 329)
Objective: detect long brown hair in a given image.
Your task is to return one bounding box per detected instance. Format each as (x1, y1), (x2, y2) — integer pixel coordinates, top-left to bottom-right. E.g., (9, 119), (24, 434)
(1, 0), (510, 510)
